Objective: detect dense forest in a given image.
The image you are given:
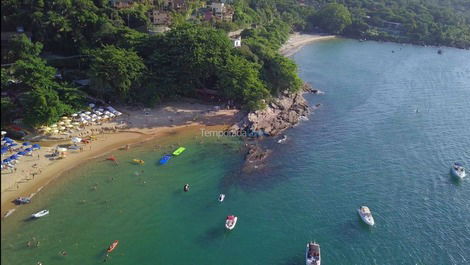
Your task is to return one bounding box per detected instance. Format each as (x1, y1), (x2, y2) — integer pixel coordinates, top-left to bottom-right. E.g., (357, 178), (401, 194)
(1, 0), (469, 128)
(309, 0), (470, 48)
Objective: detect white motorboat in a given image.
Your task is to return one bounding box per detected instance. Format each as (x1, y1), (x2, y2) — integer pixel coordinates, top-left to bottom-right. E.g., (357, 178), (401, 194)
(277, 135), (287, 144)
(450, 162), (466, 179)
(357, 206), (375, 226)
(305, 241), (321, 265)
(31, 210), (49, 218)
(225, 215), (237, 230)
(218, 194), (225, 202)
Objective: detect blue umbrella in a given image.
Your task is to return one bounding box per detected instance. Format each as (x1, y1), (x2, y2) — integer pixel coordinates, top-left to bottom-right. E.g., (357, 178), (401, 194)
(1, 148), (7, 154)
(22, 142), (31, 146)
(9, 155), (19, 160)
(2, 159), (11, 164)
(25, 148), (33, 152)
(32, 144), (41, 149)
(3, 137), (12, 141)
(18, 151), (27, 156)
(5, 139), (14, 144)
(8, 143), (18, 147)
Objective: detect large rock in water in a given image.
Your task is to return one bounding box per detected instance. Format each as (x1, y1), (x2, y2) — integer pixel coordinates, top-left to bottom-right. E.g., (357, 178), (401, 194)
(230, 91), (310, 136)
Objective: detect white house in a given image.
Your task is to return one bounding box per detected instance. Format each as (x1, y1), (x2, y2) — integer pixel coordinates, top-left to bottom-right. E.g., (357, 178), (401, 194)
(231, 35), (241, 48)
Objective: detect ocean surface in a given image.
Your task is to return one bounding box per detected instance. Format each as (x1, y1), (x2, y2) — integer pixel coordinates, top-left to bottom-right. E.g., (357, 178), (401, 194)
(2, 39), (470, 265)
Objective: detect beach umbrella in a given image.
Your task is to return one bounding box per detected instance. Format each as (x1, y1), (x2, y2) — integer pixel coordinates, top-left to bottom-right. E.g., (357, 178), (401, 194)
(52, 129), (59, 134)
(51, 124), (58, 128)
(24, 147), (33, 152)
(16, 152), (24, 157)
(1, 131), (6, 136)
(66, 124), (74, 128)
(2, 158), (11, 164)
(60, 126), (66, 130)
(72, 122), (80, 126)
(10, 154), (19, 160)
(3, 137), (12, 141)
(1, 148), (7, 155)
(22, 142), (31, 146)
(59, 121), (65, 125)
(43, 127), (51, 131)
(71, 137), (82, 143)
(8, 143), (18, 147)
(85, 111), (91, 115)
(89, 103), (95, 108)
(61, 116), (69, 120)
(71, 113), (78, 117)
(32, 144), (40, 149)
(103, 115), (109, 119)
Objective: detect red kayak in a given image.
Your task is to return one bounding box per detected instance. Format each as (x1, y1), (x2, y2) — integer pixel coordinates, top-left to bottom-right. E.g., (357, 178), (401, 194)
(107, 240), (119, 253)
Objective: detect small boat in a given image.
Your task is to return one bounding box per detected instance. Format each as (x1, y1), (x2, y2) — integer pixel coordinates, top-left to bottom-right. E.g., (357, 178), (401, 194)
(14, 197), (31, 205)
(277, 135), (287, 144)
(306, 241), (321, 265)
(450, 162), (466, 179)
(31, 210), (49, 218)
(159, 154), (171, 165)
(218, 194), (225, 202)
(107, 240), (119, 253)
(357, 206), (375, 226)
(172, 147), (186, 156)
(225, 215), (238, 230)
(132, 159), (144, 165)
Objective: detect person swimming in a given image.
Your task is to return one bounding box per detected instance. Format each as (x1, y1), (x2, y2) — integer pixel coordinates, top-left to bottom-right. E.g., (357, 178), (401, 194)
(183, 184), (189, 192)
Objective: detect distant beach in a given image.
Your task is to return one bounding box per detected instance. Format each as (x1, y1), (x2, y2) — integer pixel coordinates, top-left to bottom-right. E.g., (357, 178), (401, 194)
(280, 32), (337, 57)
(1, 102), (239, 216)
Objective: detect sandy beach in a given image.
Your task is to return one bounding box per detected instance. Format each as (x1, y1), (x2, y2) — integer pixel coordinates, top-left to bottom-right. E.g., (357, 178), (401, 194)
(280, 32), (337, 57)
(1, 101), (239, 216)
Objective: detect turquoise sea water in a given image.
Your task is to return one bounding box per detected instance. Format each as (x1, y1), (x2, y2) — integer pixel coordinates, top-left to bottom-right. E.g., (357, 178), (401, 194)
(2, 39), (470, 265)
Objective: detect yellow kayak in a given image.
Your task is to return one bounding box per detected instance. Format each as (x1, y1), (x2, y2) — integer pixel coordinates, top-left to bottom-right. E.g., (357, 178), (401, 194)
(132, 159), (144, 165)
(172, 147), (186, 156)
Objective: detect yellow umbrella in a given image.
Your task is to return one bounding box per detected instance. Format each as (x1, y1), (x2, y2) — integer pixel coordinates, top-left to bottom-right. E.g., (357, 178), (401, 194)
(51, 124), (58, 128)
(61, 116), (68, 120)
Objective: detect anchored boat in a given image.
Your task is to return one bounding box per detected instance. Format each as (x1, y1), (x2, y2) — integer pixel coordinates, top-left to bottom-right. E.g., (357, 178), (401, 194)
(107, 240), (119, 253)
(225, 215), (238, 230)
(31, 210), (49, 218)
(357, 206), (375, 226)
(450, 162), (466, 179)
(218, 194), (225, 202)
(172, 147), (186, 156)
(305, 241), (321, 265)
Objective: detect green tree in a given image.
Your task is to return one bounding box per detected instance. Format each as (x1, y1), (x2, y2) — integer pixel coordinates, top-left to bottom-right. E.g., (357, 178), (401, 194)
(217, 55), (269, 110)
(5, 34), (43, 62)
(89, 45), (145, 100)
(314, 3), (352, 34)
(23, 87), (73, 126)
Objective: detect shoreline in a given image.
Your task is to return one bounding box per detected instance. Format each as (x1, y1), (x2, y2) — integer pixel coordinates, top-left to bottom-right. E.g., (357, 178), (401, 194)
(280, 32), (337, 57)
(1, 103), (239, 217)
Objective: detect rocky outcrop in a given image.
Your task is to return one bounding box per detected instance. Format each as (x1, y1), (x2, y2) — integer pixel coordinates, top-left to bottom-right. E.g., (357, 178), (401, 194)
(230, 90), (310, 136)
(242, 144), (271, 172)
